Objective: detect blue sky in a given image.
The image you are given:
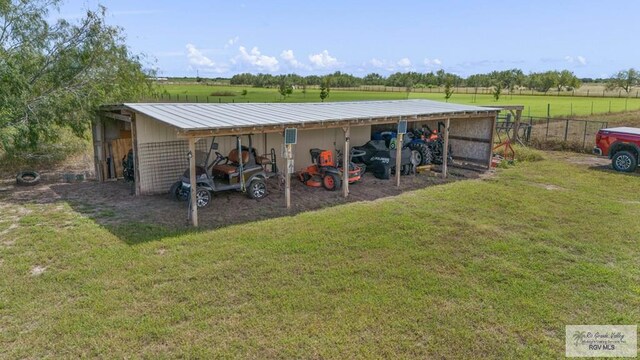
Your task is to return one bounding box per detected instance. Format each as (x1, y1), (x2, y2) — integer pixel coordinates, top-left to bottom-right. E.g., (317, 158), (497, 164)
(57, 0), (638, 78)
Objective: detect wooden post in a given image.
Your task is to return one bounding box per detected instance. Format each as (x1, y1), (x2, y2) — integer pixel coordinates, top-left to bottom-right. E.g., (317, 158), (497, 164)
(188, 137), (198, 227)
(395, 132), (403, 187)
(442, 119), (450, 178)
(487, 115), (498, 169)
(130, 113), (141, 195)
(513, 108), (523, 145)
(343, 126), (350, 198)
(285, 143), (292, 209)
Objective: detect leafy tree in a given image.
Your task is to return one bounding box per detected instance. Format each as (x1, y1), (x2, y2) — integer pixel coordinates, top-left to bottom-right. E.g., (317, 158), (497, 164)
(606, 68), (639, 93)
(277, 76), (293, 99)
(241, 89), (248, 96)
(492, 83), (502, 101)
(558, 70), (581, 91)
(319, 78), (330, 102)
(0, 0), (152, 154)
(444, 80), (454, 102)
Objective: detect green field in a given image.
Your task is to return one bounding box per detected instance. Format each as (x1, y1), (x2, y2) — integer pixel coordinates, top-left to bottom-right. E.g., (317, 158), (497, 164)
(154, 83), (640, 119)
(1, 153), (639, 358)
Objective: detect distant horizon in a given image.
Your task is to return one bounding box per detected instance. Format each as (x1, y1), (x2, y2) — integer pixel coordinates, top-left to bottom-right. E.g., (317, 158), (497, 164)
(57, 0), (639, 79)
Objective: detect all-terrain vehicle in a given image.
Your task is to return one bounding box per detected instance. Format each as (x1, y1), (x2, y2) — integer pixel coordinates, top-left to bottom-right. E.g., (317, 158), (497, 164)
(298, 148), (365, 190)
(170, 134), (276, 207)
(352, 139), (418, 179)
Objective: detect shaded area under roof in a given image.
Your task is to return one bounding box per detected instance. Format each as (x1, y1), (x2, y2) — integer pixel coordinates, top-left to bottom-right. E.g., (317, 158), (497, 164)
(120, 100), (499, 132)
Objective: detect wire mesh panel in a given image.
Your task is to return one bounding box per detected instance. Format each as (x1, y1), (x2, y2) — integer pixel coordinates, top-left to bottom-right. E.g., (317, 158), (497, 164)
(137, 140), (208, 194)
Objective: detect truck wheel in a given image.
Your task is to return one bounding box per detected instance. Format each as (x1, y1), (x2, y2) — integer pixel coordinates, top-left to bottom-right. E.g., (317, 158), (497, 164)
(247, 179), (268, 199)
(322, 173), (342, 191)
(612, 151), (638, 172)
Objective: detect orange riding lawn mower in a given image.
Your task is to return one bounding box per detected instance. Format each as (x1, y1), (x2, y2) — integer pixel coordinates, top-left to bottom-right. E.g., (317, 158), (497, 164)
(298, 148), (366, 191)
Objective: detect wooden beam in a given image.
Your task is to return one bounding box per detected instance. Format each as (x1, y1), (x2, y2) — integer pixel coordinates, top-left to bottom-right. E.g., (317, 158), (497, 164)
(343, 126), (350, 198)
(441, 118), (450, 179)
(130, 113), (141, 195)
(188, 137), (198, 227)
(448, 135), (492, 144)
(103, 112), (131, 122)
(175, 113), (499, 139)
(285, 143), (293, 209)
(487, 114), (498, 169)
(395, 132), (403, 187)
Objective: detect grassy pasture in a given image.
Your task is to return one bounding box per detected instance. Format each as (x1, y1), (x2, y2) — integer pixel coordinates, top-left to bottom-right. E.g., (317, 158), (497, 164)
(1, 154), (639, 358)
(154, 83), (640, 118)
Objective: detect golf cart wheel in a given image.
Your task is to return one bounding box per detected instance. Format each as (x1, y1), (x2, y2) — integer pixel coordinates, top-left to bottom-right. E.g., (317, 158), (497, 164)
(169, 181), (187, 201)
(612, 150), (637, 172)
(247, 178), (268, 199)
(195, 187), (211, 208)
(322, 173), (342, 191)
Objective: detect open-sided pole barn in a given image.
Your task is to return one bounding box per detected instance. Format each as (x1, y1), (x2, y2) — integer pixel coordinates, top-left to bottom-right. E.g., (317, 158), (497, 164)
(97, 100), (500, 226)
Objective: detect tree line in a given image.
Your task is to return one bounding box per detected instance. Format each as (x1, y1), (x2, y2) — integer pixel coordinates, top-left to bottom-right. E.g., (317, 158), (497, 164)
(231, 69), (586, 93)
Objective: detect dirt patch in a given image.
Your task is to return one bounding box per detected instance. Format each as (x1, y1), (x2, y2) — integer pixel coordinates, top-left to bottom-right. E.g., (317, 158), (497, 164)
(30, 265), (47, 276)
(0, 165), (484, 241)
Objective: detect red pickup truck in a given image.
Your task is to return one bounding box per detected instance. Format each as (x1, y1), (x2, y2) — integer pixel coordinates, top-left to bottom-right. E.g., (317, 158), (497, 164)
(593, 127), (640, 172)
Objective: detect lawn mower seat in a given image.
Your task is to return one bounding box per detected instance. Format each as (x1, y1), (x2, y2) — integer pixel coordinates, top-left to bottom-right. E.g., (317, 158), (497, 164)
(211, 148), (250, 175)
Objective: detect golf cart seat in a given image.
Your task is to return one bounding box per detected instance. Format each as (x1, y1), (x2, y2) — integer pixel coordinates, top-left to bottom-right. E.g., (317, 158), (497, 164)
(211, 148), (250, 175)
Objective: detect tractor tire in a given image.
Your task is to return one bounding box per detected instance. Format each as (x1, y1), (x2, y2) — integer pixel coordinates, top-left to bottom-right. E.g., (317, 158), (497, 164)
(16, 171), (41, 186)
(612, 150), (638, 172)
(247, 178), (268, 199)
(408, 143), (432, 165)
(322, 173), (342, 191)
(195, 187), (211, 208)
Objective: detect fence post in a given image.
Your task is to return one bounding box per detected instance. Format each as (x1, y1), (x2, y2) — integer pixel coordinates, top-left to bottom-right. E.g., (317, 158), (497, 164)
(608, 101), (611, 113)
(564, 119), (569, 141)
(591, 101), (594, 115)
(545, 117), (550, 141)
(547, 103), (551, 118)
(582, 121), (588, 149)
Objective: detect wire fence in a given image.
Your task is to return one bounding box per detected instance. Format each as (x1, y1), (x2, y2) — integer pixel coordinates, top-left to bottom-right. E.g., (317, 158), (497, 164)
(496, 115), (609, 151)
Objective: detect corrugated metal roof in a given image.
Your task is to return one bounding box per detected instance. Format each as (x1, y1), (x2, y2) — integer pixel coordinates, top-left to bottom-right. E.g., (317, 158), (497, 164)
(123, 100), (499, 131)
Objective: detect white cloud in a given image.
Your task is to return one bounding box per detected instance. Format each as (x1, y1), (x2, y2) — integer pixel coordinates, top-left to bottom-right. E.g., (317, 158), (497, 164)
(369, 58), (386, 68)
(236, 46), (279, 72)
(225, 36), (240, 48)
(280, 49), (308, 69)
(185, 43), (228, 73)
(309, 50), (339, 68)
(565, 55), (587, 66)
(424, 58), (443, 68)
(397, 58), (412, 67)
(186, 43), (214, 67)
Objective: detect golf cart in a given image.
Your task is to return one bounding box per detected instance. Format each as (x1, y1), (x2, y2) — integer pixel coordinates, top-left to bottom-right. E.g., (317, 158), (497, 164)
(170, 134), (276, 207)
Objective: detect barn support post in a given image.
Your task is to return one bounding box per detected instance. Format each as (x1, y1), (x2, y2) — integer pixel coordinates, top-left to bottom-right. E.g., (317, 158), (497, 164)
(285, 143), (293, 209)
(343, 126), (350, 198)
(188, 137), (198, 227)
(131, 113), (141, 195)
(395, 132), (403, 187)
(442, 118), (450, 178)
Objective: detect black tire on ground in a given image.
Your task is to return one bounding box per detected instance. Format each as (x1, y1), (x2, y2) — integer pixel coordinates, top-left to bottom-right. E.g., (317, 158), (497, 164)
(408, 142), (432, 165)
(374, 165), (392, 180)
(16, 171), (41, 186)
(612, 150), (638, 173)
(169, 181), (188, 201)
(402, 164), (411, 175)
(195, 187), (211, 208)
(247, 178), (268, 199)
(322, 173), (342, 191)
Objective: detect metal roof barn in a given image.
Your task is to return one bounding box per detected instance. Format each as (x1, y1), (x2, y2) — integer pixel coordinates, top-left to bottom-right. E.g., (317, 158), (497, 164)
(96, 100), (502, 226)
(116, 100), (499, 135)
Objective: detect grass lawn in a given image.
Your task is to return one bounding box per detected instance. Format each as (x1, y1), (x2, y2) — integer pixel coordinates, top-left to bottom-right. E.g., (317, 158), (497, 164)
(1, 154), (639, 358)
(155, 83), (640, 118)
